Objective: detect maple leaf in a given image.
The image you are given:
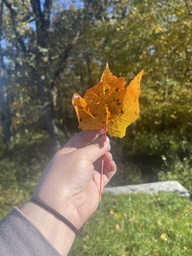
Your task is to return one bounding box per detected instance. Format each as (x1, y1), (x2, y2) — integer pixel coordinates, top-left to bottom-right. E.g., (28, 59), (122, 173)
(72, 64), (143, 138)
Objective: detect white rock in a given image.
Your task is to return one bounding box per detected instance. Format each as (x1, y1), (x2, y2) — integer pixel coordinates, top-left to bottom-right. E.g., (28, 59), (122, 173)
(104, 180), (190, 198)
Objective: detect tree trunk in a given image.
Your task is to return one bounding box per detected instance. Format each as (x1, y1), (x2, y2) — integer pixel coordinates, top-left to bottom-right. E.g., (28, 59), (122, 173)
(37, 79), (61, 149)
(0, 71), (11, 144)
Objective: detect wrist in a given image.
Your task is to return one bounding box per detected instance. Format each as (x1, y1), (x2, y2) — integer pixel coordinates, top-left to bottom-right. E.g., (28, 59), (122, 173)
(21, 201), (76, 255)
(31, 198), (79, 235)
(33, 185), (86, 230)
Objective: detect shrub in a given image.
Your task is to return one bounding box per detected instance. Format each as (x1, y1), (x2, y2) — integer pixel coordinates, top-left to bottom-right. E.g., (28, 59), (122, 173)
(158, 156), (192, 192)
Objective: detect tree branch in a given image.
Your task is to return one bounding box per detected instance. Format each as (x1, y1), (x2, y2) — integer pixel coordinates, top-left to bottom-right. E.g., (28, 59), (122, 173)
(2, 0), (27, 54)
(0, 1), (6, 71)
(30, 0), (43, 30)
(44, 0), (52, 23)
(184, 0), (192, 16)
(50, 42), (75, 89)
(30, 0), (52, 48)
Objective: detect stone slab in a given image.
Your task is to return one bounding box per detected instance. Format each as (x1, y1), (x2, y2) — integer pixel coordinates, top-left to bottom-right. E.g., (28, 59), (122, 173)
(104, 180), (191, 198)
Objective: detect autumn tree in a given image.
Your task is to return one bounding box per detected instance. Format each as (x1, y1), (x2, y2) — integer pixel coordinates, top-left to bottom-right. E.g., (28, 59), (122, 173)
(1, 0), (191, 167)
(0, 0), (113, 145)
(54, 0), (192, 182)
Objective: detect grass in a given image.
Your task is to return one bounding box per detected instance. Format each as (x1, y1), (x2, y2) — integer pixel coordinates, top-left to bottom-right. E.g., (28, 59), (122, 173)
(0, 132), (52, 218)
(0, 133), (192, 255)
(69, 193), (192, 256)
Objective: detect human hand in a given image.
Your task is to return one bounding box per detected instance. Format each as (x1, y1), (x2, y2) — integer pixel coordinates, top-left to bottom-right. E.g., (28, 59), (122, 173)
(33, 130), (116, 230)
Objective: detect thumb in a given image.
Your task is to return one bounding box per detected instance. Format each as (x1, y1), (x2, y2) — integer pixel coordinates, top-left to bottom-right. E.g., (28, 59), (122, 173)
(77, 136), (110, 163)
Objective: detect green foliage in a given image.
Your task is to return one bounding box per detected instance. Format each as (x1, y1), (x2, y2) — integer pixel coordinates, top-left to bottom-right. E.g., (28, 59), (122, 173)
(0, 159), (32, 218)
(69, 193), (192, 256)
(0, 132), (51, 218)
(1, 0), (192, 218)
(60, 0), (192, 187)
(1, 0), (192, 138)
(159, 156), (192, 193)
(109, 161), (144, 187)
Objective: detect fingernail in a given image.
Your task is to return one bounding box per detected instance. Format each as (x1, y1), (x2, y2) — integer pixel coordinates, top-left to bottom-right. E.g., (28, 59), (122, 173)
(104, 136), (109, 144)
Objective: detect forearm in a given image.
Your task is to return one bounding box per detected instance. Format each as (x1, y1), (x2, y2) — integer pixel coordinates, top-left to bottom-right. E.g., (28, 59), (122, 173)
(0, 131), (116, 255)
(0, 207), (60, 256)
(21, 201), (77, 256)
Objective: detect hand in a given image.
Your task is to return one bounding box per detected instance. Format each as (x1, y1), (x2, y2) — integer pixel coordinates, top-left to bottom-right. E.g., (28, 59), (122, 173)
(21, 130), (116, 255)
(33, 130), (116, 229)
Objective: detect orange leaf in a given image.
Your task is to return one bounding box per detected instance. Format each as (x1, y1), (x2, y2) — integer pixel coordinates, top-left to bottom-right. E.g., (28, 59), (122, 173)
(72, 64), (144, 138)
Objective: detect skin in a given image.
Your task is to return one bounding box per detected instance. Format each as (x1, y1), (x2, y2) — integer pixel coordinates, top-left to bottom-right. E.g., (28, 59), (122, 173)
(21, 130), (116, 255)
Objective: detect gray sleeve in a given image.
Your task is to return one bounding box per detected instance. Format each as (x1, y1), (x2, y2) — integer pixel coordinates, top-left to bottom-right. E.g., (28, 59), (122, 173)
(0, 207), (60, 256)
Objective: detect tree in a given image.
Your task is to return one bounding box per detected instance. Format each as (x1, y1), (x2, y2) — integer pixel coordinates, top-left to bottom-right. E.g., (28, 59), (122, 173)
(0, 0), (115, 145)
(0, 1), (11, 144)
(0, 71), (12, 144)
(59, 0), (192, 182)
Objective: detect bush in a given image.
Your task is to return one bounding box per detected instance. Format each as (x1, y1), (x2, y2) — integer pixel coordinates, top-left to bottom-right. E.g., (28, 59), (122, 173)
(113, 130), (192, 189)
(158, 156), (192, 192)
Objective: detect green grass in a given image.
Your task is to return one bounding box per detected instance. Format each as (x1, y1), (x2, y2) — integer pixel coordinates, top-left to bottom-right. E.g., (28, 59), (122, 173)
(69, 193), (192, 256)
(0, 132), (52, 218)
(1, 133), (192, 255)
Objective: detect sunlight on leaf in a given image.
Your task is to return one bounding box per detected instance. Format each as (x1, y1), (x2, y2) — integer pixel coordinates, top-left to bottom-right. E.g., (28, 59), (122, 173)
(72, 64), (143, 138)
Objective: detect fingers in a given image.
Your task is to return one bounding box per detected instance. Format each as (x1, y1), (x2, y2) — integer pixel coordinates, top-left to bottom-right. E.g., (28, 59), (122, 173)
(103, 157), (117, 186)
(101, 151), (117, 185)
(62, 130), (116, 189)
(64, 130), (104, 151)
(76, 135), (110, 163)
(92, 151), (116, 192)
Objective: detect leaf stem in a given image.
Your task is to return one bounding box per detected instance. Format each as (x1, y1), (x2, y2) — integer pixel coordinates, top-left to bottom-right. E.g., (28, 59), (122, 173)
(99, 126), (107, 200)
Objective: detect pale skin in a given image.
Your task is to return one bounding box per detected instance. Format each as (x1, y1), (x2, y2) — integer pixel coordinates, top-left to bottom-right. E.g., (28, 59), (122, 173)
(21, 130), (117, 255)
